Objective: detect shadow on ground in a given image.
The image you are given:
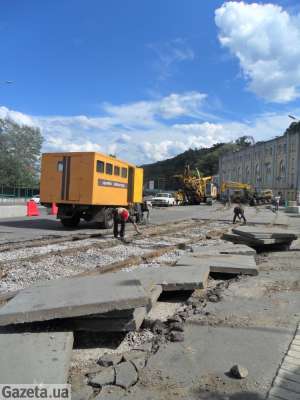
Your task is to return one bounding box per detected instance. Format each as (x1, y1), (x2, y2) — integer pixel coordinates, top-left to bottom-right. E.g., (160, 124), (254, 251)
(0, 218), (100, 231)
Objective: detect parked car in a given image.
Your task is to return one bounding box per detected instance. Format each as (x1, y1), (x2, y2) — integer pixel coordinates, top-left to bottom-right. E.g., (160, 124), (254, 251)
(30, 194), (40, 204)
(152, 193), (176, 207)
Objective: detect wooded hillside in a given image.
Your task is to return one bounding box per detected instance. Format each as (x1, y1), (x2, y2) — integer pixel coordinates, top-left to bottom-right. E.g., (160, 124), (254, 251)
(142, 136), (252, 181)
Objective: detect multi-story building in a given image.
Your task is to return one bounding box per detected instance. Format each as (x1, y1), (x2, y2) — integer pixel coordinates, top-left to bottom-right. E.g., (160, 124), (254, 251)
(219, 122), (300, 202)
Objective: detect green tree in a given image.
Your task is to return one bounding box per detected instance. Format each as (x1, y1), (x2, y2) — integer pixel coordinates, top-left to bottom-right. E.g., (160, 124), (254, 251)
(0, 118), (43, 186)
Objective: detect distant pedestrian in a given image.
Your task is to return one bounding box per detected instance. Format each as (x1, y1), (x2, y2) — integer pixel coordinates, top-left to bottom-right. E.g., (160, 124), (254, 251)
(274, 194), (281, 212)
(112, 207), (140, 239)
(233, 201), (247, 224)
(141, 200), (150, 223)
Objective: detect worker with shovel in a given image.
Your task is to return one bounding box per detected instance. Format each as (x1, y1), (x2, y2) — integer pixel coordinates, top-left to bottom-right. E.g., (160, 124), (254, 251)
(232, 200), (247, 225)
(113, 207), (141, 240)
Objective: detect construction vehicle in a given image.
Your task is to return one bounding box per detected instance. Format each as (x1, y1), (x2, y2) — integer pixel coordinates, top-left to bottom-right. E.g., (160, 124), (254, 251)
(40, 152), (143, 228)
(253, 189), (273, 204)
(174, 166), (217, 205)
(220, 181), (252, 203)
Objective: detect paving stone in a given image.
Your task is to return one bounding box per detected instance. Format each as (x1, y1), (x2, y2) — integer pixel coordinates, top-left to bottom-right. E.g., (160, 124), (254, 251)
(0, 272), (148, 326)
(0, 331), (73, 383)
(94, 385), (126, 400)
(274, 376), (300, 393)
(98, 353), (123, 367)
(285, 355), (300, 366)
(281, 361), (300, 373)
(287, 349), (300, 359)
(177, 254), (258, 276)
(88, 367), (115, 387)
(72, 385), (94, 400)
(278, 369), (300, 383)
(115, 361), (138, 389)
(269, 385), (300, 399)
(133, 265), (209, 291)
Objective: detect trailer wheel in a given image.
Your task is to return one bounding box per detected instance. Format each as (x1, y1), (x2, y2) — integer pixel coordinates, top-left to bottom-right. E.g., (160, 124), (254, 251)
(60, 215), (80, 228)
(100, 208), (114, 229)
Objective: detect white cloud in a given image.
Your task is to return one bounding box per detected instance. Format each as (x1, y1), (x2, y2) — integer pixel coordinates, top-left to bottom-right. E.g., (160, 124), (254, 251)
(215, 1), (300, 103)
(148, 38), (195, 80)
(0, 93), (297, 164)
(0, 106), (35, 126)
(103, 91), (207, 126)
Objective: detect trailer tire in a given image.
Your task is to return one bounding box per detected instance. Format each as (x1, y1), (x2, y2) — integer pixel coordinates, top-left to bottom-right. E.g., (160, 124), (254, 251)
(60, 215), (80, 228)
(100, 208), (114, 229)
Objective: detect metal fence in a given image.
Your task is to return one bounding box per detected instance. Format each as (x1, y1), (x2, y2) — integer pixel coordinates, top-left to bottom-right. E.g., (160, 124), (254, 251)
(0, 185), (39, 203)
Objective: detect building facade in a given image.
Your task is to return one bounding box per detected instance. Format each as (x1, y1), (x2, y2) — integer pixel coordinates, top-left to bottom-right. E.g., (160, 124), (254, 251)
(219, 123), (300, 202)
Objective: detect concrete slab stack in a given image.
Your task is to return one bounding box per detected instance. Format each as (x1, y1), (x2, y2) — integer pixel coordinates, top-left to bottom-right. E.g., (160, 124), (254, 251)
(223, 225), (298, 249)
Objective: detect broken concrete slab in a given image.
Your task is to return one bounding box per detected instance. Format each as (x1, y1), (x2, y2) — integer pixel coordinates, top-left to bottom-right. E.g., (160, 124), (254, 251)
(133, 265), (209, 291)
(89, 367), (115, 387)
(115, 361), (138, 389)
(192, 243), (256, 256)
(176, 254), (258, 276)
(0, 273), (149, 326)
(122, 350), (148, 370)
(0, 331), (73, 383)
(98, 353), (123, 367)
(51, 285), (163, 332)
(232, 226), (298, 240)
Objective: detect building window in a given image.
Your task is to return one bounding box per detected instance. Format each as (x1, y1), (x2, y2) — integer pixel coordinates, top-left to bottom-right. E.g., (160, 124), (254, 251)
(57, 161), (64, 172)
(279, 160), (286, 177)
(96, 160), (105, 173)
(114, 166), (120, 176)
(106, 163), (113, 175)
(121, 167), (128, 178)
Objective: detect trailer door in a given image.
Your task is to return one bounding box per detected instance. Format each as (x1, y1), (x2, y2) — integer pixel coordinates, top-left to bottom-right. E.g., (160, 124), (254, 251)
(127, 167), (134, 203)
(61, 155), (81, 201)
(68, 155), (81, 201)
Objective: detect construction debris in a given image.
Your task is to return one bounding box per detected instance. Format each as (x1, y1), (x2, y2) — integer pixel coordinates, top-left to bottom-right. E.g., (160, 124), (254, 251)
(230, 364), (249, 379)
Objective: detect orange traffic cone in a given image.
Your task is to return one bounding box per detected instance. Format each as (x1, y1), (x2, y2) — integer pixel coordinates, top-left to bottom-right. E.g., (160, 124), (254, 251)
(50, 203), (58, 215)
(27, 200), (40, 217)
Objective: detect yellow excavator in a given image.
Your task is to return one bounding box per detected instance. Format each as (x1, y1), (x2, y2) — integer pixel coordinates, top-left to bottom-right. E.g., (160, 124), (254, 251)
(220, 181), (252, 203)
(174, 165), (217, 205)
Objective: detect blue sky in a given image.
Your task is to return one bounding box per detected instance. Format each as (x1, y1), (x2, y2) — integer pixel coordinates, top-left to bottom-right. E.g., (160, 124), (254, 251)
(1, 0), (300, 163)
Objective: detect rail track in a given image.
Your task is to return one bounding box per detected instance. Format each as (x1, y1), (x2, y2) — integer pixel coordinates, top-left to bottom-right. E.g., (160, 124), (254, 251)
(0, 218), (231, 303)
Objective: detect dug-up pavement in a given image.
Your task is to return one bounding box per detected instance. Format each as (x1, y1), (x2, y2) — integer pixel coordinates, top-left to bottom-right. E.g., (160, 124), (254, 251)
(0, 205), (300, 399)
(71, 208), (300, 400)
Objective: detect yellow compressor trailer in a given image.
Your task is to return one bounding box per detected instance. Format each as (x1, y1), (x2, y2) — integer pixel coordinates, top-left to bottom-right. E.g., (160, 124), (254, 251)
(40, 152), (143, 228)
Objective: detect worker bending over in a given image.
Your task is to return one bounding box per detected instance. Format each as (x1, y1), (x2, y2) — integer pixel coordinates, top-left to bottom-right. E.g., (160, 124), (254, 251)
(113, 207), (140, 239)
(233, 201), (247, 224)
